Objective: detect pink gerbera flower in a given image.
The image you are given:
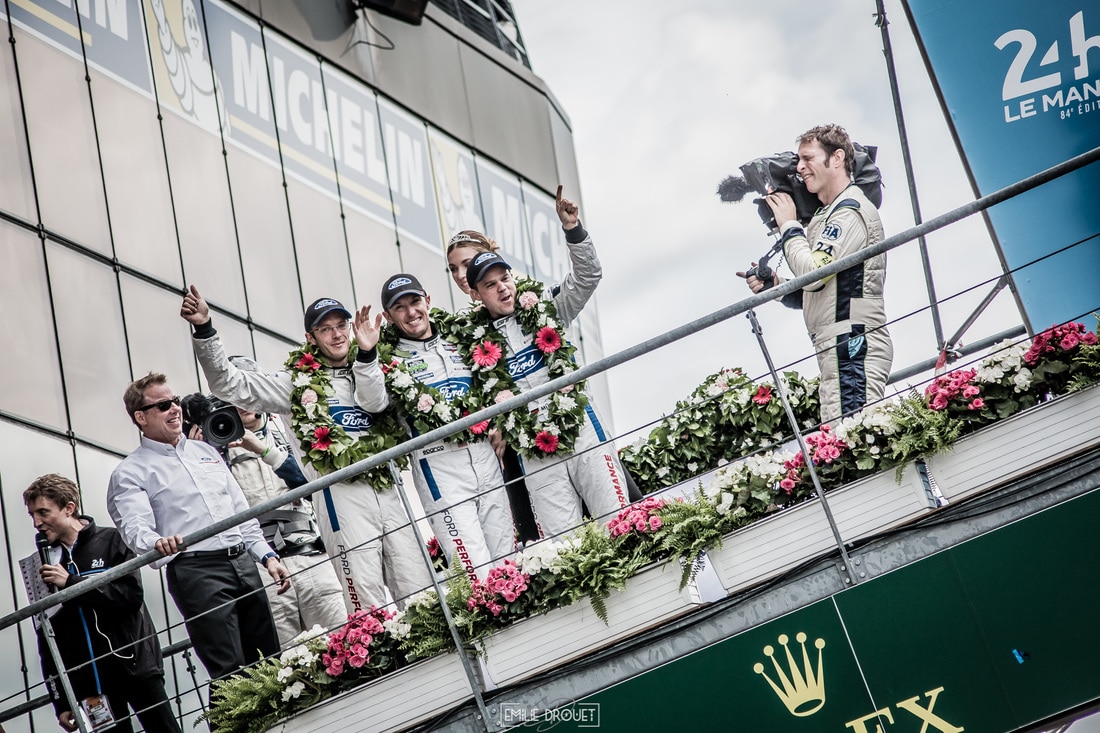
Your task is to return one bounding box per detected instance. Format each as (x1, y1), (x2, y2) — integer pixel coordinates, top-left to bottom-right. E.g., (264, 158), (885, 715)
(534, 326), (562, 354)
(472, 341), (502, 368)
(752, 385), (772, 405)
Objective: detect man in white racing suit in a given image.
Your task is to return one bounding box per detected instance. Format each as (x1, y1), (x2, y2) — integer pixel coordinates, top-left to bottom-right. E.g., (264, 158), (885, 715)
(352, 273), (515, 582)
(743, 124), (892, 423)
(180, 288), (432, 612)
(463, 187), (630, 538)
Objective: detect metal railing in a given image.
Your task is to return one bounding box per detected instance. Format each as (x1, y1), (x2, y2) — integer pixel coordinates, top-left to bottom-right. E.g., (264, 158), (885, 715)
(2, 144), (1098, 731)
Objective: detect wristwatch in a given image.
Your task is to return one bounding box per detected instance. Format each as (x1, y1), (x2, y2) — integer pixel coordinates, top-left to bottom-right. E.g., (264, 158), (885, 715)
(261, 551), (280, 565)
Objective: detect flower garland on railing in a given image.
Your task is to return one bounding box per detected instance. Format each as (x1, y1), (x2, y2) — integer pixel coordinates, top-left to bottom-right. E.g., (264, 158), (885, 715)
(445, 277), (589, 458)
(284, 343), (409, 488)
(203, 321), (1100, 733)
(374, 313), (490, 444)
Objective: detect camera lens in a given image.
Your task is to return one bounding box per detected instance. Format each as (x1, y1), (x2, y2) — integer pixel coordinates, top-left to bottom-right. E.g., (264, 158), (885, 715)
(204, 407), (244, 446)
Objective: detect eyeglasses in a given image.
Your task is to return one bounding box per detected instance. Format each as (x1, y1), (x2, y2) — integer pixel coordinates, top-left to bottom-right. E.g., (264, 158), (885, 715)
(138, 396), (181, 413)
(312, 320), (351, 338)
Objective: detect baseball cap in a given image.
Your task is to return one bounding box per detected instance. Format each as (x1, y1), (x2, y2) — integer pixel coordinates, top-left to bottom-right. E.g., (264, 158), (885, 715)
(380, 274), (428, 311)
(304, 297), (352, 332)
(464, 251), (512, 288)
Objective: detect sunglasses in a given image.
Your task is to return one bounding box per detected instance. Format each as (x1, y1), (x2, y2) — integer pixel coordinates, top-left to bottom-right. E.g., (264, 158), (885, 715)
(138, 396), (181, 413)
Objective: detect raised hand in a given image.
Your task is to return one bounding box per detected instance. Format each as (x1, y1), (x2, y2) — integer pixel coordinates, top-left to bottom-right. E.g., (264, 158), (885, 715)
(555, 184), (580, 230)
(352, 304), (384, 351)
(180, 284), (211, 326)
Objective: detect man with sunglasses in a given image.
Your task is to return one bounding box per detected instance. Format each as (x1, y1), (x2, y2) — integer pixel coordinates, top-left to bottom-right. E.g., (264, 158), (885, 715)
(26, 473), (182, 733)
(180, 288), (432, 612)
(107, 372), (289, 685)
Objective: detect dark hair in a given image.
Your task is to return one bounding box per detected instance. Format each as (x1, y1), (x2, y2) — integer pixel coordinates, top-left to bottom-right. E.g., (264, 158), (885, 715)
(124, 372), (168, 426)
(798, 124), (856, 178)
(24, 473), (80, 512)
(446, 230), (498, 255)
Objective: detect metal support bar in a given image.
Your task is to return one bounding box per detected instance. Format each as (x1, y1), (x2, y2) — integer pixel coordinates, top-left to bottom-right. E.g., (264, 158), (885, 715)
(385, 462), (494, 733)
(873, 0), (945, 352)
(746, 310), (861, 585)
(39, 613), (90, 733)
(887, 325), (1027, 384)
(943, 276), (1010, 355)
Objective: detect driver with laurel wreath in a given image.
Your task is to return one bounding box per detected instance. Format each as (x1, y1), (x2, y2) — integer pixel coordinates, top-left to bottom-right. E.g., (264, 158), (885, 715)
(452, 186), (630, 539)
(353, 273), (516, 582)
(179, 289), (432, 613)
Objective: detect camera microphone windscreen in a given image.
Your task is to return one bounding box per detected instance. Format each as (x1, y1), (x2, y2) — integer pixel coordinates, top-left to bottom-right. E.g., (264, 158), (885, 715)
(36, 531), (51, 566)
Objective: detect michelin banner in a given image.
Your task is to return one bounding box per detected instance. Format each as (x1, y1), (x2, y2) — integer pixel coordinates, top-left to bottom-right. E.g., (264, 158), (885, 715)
(903, 0), (1100, 332)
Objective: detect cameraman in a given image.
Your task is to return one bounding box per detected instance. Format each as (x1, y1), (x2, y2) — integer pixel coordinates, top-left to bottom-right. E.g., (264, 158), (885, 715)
(739, 124), (893, 423)
(223, 357), (347, 644)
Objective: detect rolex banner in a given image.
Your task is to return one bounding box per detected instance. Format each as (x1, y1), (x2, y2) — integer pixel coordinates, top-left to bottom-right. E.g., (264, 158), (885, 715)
(901, 0), (1100, 333)
(505, 486), (1100, 731)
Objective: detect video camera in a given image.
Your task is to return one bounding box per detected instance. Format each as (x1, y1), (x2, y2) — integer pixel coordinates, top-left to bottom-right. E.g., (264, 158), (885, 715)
(717, 143), (883, 232)
(180, 393), (245, 447)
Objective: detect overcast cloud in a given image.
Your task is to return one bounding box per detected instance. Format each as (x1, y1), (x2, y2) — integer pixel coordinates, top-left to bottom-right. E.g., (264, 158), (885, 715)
(512, 0), (1023, 440)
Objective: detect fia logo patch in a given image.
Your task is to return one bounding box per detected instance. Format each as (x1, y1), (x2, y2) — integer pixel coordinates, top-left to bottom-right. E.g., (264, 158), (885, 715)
(822, 222), (843, 241)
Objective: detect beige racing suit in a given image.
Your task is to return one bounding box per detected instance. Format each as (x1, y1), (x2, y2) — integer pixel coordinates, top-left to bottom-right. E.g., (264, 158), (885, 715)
(779, 184), (893, 422)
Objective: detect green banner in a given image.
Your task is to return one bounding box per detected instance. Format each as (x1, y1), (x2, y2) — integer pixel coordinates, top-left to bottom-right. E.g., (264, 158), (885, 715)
(508, 487), (1100, 731)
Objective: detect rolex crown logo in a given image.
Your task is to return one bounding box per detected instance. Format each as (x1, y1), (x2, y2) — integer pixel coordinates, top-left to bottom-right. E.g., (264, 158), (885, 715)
(753, 632), (826, 717)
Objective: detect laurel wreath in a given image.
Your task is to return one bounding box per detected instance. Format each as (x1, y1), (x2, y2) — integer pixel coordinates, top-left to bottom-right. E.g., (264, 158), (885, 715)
(444, 277), (589, 459)
(376, 311), (489, 444)
(283, 342), (409, 488)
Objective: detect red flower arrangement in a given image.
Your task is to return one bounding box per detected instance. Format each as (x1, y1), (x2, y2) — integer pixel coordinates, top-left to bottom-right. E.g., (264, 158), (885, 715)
(607, 497), (666, 538)
(467, 560), (530, 617)
(1024, 322), (1098, 365)
(322, 606), (394, 676)
(781, 425), (849, 494)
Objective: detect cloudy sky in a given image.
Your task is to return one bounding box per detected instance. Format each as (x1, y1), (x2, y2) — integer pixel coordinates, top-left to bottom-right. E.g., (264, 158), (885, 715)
(511, 0), (1024, 440)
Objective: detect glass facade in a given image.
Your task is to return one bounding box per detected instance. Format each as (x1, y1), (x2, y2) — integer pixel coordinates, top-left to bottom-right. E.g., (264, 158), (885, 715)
(0, 0), (600, 729)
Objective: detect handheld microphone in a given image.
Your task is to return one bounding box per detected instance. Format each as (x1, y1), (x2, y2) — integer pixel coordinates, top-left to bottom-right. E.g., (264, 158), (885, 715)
(35, 531), (51, 566)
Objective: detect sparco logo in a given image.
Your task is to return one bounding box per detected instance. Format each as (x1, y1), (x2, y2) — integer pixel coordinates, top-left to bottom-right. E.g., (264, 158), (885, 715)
(508, 346), (545, 380)
(387, 277), (412, 290)
(329, 405), (375, 431)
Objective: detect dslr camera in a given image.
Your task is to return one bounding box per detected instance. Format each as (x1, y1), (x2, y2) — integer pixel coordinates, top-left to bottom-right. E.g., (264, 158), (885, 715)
(180, 393), (245, 447)
(717, 143), (883, 232)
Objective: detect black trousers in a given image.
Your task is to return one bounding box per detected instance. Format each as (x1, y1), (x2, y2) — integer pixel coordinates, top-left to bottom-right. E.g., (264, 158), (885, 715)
(166, 553), (279, 683)
(100, 672), (181, 733)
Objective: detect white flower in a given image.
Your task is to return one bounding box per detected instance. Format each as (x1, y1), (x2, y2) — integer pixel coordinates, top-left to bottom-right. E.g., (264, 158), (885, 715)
(432, 401), (453, 419)
(281, 681), (306, 701)
(383, 616), (411, 639)
(656, 466), (670, 478)
(292, 373), (313, 388)
(391, 370), (415, 389)
(483, 376), (499, 392)
(1013, 368), (1033, 392)
(304, 402), (317, 419)
(472, 325), (486, 340)
(556, 394), (577, 412)
(277, 666), (295, 682)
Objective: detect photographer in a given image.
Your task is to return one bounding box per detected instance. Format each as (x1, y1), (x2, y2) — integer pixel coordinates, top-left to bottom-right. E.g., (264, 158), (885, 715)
(25, 474), (181, 733)
(738, 124), (893, 423)
(222, 359), (347, 643)
(107, 373), (289, 685)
